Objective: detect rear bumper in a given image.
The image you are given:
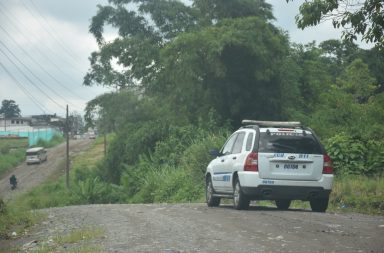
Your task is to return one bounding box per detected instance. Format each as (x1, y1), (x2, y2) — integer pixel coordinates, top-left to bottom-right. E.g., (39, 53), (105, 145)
(238, 172), (333, 200)
(26, 158), (40, 164)
(242, 185), (331, 200)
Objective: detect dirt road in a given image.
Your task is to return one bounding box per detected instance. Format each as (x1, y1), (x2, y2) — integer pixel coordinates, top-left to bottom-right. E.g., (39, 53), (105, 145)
(0, 139), (92, 201)
(14, 203), (384, 253)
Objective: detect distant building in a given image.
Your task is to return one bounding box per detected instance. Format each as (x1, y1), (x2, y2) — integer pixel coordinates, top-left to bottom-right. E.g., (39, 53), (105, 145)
(0, 117), (32, 129)
(0, 114), (63, 146)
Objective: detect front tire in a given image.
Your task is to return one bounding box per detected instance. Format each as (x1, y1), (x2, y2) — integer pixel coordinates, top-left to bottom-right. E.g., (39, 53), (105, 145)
(275, 200), (291, 210)
(233, 179), (250, 210)
(310, 198), (329, 212)
(206, 177), (220, 207)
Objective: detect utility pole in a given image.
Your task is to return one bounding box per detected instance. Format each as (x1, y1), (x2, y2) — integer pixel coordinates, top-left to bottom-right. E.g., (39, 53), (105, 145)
(104, 132), (107, 157)
(66, 105), (69, 189)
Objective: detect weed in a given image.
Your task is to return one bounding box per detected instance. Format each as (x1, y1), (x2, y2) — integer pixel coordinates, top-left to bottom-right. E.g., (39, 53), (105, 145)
(29, 228), (105, 253)
(54, 228), (104, 244)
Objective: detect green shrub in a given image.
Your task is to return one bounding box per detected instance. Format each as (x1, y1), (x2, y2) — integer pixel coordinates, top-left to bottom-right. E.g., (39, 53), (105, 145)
(72, 177), (121, 204)
(120, 123), (229, 203)
(326, 133), (384, 175)
(0, 149), (25, 176)
(35, 134), (64, 148)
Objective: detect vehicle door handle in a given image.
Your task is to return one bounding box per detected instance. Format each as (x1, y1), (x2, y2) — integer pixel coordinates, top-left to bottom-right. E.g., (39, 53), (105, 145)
(221, 159), (225, 162)
(232, 157), (237, 160)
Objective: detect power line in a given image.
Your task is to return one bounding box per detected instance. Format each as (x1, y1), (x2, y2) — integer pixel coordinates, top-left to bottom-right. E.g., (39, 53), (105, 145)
(21, 0), (82, 64)
(0, 2), (102, 98)
(0, 62), (49, 114)
(0, 40), (81, 110)
(0, 46), (66, 111)
(0, 24), (86, 101)
(0, 1), (86, 78)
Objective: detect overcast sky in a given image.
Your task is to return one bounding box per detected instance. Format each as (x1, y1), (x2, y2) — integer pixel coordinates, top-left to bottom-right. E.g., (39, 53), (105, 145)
(0, 0), (371, 117)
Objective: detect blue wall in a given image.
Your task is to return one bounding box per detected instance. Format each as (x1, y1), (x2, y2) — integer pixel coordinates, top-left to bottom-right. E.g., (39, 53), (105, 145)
(0, 128), (62, 146)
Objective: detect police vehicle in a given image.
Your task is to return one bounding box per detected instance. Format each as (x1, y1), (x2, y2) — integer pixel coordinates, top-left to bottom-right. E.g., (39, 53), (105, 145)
(205, 120), (334, 212)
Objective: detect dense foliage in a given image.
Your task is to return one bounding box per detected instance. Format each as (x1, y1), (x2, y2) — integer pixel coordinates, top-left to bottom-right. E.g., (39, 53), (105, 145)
(287, 0), (384, 49)
(82, 0), (384, 203)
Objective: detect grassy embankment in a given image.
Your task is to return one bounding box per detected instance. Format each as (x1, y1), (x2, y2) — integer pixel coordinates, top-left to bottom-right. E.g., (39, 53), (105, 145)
(0, 138), (28, 177)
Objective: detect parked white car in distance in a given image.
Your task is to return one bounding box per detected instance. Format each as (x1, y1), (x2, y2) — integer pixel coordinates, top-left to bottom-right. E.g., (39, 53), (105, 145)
(26, 147), (47, 165)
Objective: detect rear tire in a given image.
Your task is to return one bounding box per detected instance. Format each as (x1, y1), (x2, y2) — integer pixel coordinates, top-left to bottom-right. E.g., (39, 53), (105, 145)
(310, 198), (329, 212)
(275, 200), (291, 210)
(206, 177), (220, 207)
(233, 179), (250, 210)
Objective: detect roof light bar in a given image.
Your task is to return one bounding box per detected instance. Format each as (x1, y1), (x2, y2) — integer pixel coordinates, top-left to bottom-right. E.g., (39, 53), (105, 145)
(241, 120), (302, 128)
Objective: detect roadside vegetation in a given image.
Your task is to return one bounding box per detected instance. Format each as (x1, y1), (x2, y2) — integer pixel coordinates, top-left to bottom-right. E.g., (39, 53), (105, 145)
(34, 134), (64, 149)
(0, 138), (28, 177)
(79, 0), (383, 214)
(1, 2), (384, 244)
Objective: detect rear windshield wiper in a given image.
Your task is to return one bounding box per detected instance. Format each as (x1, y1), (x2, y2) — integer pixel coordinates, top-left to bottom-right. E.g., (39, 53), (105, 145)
(270, 143), (296, 152)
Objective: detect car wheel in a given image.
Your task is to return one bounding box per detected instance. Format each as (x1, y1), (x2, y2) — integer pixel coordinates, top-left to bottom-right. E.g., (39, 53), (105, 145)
(206, 177), (220, 207)
(275, 200), (291, 210)
(233, 179), (250, 210)
(310, 198), (329, 212)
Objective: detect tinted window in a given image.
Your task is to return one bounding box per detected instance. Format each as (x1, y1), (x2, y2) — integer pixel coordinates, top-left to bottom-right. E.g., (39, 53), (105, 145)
(221, 133), (238, 155)
(245, 133), (254, 151)
(232, 132), (245, 154)
(258, 133), (323, 154)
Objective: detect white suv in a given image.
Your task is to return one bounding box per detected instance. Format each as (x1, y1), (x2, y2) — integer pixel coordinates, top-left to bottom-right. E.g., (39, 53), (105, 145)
(205, 120), (334, 212)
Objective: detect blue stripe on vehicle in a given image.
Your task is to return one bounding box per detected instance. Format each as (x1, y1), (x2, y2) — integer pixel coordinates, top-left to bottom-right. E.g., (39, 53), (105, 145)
(213, 172), (231, 182)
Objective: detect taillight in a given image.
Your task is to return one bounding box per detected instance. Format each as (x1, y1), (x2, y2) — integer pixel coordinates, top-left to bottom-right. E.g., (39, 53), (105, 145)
(323, 154), (333, 174)
(244, 152), (258, 172)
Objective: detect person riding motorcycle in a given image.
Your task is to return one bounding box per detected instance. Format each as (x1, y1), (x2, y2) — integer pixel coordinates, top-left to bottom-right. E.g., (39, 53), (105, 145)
(10, 174), (17, 190)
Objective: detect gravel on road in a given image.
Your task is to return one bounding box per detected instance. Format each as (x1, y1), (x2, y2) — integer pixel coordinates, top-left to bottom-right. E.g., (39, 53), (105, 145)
(11, 203), (384, 253)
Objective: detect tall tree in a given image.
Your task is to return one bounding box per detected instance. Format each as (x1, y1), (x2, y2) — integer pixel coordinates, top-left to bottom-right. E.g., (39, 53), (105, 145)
(336, 58), (377, 103)
(0, 99), (21, 118)
(286, 0), (384, 49)
(85, 0), (289, 127)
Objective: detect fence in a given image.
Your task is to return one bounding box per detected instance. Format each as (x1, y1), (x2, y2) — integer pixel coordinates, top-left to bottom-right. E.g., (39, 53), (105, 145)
(0, 127), (62, 146)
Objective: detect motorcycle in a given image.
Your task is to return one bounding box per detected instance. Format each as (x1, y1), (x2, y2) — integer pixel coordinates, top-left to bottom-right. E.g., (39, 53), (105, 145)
(10, 175), (17, 190)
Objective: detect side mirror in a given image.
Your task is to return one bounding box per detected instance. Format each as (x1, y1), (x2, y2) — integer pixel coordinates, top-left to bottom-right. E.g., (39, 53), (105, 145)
(209, 149), (221, 157)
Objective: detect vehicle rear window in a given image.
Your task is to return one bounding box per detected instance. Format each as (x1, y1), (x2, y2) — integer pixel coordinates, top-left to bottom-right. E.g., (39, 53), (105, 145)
(232, 132), (245, 154)
(258, 133), (323, 154)
(245, 133), (254, 151)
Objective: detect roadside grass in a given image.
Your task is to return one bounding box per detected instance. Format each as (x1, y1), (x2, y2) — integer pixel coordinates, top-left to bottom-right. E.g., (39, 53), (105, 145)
(0, 138), (28, 177)
(256, 175), (384, 215)
(0, 199), (43, 241)
(54, 227), (104, 244)
(29, 227), (105, 253)
(34, 134), (64, 148)
(329, 175), (384, 215)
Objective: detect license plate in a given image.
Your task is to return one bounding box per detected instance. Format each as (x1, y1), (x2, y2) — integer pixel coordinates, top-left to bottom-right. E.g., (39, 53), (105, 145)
(284, 164), (298, 169)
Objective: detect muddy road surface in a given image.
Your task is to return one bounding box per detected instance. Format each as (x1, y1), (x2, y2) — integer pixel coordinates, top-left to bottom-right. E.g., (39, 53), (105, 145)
(15, 203), (384, 253)
(0, 139), (93, 201)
